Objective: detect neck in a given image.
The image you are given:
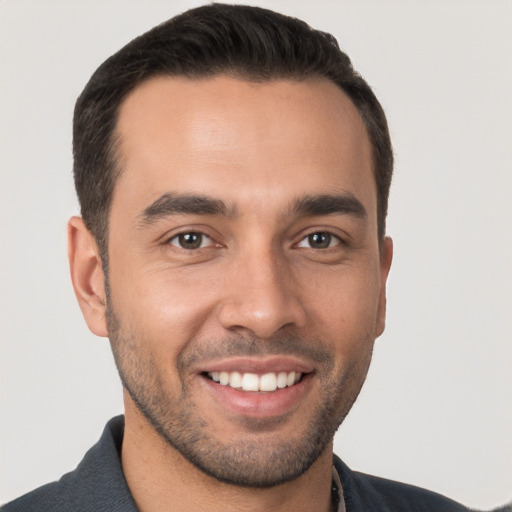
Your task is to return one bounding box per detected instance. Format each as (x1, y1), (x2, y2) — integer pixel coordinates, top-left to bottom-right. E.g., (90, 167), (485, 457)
(121, 403), (335, 512)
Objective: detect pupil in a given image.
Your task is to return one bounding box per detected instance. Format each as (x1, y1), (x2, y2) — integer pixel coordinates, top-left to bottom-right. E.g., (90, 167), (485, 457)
(179, 233), (202, 249)
(309, 232), (330, 248)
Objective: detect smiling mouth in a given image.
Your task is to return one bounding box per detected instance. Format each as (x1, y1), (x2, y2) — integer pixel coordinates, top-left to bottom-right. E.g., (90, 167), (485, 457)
(205, 371), (303, 392)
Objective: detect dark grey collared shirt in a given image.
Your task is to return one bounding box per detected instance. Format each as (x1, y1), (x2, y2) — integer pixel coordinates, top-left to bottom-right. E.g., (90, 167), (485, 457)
(2, 416), (469, 512)
(2, 417), (137, 512)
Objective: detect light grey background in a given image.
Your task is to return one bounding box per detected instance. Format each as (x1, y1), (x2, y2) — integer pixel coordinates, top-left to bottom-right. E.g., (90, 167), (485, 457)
(1, 0), (511, 509)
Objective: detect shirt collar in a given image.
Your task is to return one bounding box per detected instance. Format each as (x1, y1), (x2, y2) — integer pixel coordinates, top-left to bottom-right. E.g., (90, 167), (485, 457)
(332, 464), (346, 512)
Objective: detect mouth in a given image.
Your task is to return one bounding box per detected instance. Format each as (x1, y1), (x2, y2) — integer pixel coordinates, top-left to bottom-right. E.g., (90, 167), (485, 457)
(204, 370), (303, 392)
(197, 358), (315, 419)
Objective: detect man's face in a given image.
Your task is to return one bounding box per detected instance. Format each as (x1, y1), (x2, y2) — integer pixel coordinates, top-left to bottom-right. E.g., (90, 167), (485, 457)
(105, 76), (391, 486)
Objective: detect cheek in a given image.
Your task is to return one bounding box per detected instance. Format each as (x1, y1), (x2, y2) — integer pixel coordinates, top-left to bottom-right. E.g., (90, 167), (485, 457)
(309, 264), (382, 330)
(304, 265), (381, 375)
(109, 264), (222, 351)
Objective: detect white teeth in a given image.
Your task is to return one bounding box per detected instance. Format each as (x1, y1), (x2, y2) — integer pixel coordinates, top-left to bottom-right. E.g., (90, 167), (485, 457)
(229, 371), (242, 388)
(241, 373), (259, 391)
(260, 373), (277, 392)
(277, 372), (288, 388)
(207, 371), (302, 392)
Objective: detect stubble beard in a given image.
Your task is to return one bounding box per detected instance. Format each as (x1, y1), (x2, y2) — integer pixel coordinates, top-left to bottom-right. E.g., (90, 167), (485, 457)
(106, 298), (373, 488)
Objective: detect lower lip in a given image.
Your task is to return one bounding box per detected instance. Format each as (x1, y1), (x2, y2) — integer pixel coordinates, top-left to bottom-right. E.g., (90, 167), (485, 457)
(200, 374), (313, 418)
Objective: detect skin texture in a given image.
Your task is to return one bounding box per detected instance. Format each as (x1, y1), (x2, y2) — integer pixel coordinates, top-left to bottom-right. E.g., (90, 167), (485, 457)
(68, 75), (392, 512)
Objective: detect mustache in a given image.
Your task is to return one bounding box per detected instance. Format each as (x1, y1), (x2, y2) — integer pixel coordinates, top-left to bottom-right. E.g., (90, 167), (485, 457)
(179, 333), (333, 369)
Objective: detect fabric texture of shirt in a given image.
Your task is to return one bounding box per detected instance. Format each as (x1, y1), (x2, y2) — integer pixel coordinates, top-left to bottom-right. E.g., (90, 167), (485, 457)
(1, 416), (470, 512)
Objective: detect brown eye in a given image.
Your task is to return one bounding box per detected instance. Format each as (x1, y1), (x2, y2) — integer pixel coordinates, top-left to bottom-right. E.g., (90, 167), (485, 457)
(308, 233), (331, 248)
(169, 232), (210, 250)
(297, 232), (340, 249)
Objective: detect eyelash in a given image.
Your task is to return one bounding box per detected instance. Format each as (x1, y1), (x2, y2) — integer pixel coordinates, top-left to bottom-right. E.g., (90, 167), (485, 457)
(296, 231), (343, 250)
(166, 230), (344, 251)
(167, 231), (216, 250)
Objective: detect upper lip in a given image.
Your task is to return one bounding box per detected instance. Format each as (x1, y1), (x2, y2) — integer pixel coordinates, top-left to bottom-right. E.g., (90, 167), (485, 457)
(197, 356), (315, 375)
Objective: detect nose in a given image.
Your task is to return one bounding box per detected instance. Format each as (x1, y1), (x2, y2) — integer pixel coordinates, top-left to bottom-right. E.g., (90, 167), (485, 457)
(217, 248), (307, 339)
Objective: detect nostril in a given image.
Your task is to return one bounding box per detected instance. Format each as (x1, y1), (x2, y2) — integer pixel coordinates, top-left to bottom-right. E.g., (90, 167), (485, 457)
(217, 301), (307, 340)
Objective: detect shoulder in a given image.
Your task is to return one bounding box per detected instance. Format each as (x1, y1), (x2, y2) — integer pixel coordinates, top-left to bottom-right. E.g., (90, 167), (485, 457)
(1, 416), (136, 512)
(1, 482), (67, 512)
(334, 455), (469, 512)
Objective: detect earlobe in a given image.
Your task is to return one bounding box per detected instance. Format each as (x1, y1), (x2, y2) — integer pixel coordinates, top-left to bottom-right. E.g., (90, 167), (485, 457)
(375, 236), (393, 338)
(67, 216), (109, 337)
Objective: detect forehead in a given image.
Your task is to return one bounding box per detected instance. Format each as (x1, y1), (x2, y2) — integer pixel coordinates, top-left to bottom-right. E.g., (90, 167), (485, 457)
(112, 75), (375, 219)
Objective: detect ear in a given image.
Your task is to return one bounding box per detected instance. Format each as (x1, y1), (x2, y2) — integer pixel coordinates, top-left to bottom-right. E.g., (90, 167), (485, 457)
(375, 236), (393, 338)
(68, 216), (108, 337)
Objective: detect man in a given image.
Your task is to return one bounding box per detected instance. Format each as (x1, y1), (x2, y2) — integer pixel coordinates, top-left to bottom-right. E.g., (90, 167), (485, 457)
(1, 4), (470, 511)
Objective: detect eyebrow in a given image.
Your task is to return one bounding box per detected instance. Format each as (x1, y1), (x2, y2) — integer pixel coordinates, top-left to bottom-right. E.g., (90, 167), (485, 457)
(137, 191), (367, 228)
(292, 194), (367, 220)
(138, 193), (231, 227)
